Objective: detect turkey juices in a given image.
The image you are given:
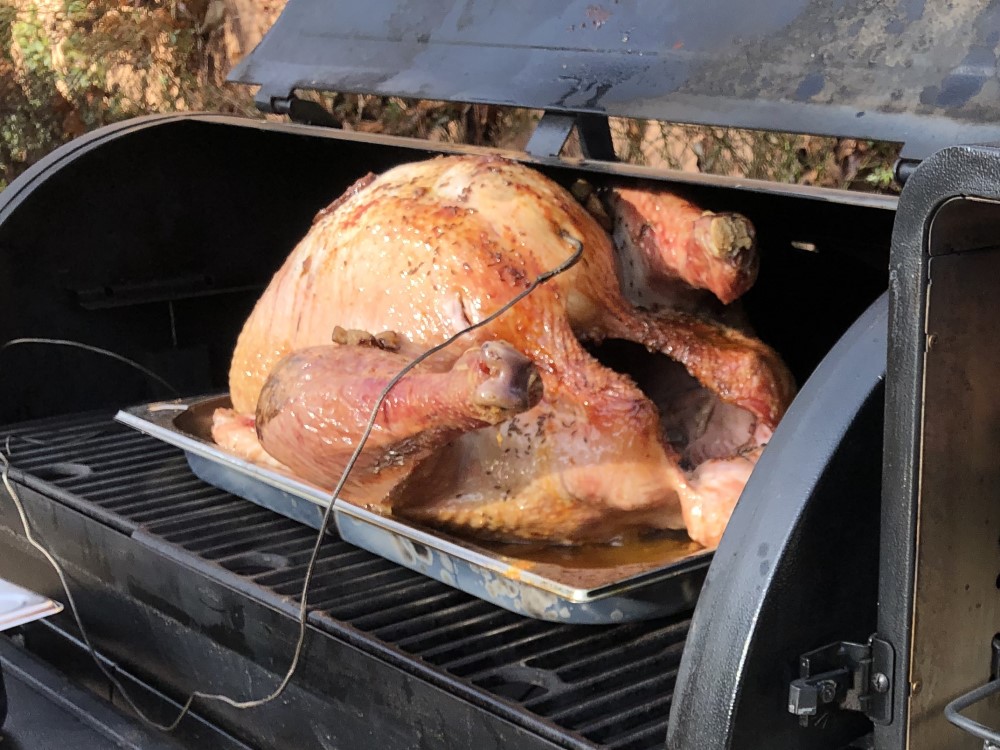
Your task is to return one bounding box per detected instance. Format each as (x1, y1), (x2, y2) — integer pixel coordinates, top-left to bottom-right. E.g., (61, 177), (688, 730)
(214, 155), (794, 549)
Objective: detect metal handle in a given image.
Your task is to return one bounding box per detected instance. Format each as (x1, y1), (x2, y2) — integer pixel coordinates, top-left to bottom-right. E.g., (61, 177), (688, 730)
(944, 679), (1000, 748)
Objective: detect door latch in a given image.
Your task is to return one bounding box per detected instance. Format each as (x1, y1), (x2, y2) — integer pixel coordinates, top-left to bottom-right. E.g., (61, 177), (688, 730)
(787, 635), (895, 726)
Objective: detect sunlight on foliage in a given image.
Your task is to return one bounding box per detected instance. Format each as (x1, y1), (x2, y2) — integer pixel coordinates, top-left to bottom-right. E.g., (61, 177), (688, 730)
(0, 0), (256, 187)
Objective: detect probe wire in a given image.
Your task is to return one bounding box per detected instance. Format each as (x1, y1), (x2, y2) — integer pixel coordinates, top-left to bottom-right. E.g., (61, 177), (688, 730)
(0, 232), (584, 731)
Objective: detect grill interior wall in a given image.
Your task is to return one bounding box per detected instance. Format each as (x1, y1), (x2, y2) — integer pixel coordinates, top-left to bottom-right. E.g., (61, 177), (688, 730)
(0, 116), (890, 424)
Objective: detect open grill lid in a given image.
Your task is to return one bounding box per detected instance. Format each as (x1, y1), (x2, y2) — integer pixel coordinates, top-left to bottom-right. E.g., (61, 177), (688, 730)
(230, 0), (1000, 160)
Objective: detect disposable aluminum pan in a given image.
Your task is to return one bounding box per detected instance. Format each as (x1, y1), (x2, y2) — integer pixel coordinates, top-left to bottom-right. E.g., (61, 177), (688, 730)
(0, 578), (62, 632)
(116, 396), (710, 624)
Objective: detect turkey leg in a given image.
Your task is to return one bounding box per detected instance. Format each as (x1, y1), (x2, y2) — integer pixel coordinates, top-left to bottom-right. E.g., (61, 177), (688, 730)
(254, 338), (542, 498)
(607, 186), (758, 307)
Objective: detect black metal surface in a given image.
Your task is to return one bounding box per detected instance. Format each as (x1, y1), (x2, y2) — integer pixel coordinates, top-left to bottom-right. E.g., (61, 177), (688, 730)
(231, 0), (1000, 158)
(0, 634), (198, 749)
(879, 144), (1000, 750)
(268, 95), (341, 128)
(868, 638), (895, 727)
(524, 113), (617, 162)
(669, 294), (887, 750)
(575, 114), (616, 162)
(0, 413), (691, 750)
(525, 113), (580, 158)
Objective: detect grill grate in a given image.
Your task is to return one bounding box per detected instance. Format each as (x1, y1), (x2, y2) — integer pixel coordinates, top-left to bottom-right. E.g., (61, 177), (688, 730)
(2, 413), (692, 750)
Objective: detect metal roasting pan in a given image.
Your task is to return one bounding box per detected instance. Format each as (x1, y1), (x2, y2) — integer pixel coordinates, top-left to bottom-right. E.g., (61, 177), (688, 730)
(116, 396), (711, 623)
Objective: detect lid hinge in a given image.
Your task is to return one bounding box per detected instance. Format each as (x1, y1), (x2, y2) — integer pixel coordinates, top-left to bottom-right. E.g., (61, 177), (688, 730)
(254, 86), (340, 129)
(524, 111), (616, 161)
(893, 158), (920, 186)
(787, 635), (895, 727)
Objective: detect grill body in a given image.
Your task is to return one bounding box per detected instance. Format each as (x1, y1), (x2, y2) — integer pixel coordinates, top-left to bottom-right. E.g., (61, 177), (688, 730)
(0, 114), (895, 749)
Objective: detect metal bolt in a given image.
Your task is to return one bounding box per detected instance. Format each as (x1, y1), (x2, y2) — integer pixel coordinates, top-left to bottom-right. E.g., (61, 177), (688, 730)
(872, 672), (890, 694)
(927, 333), (938, 350)
(911, 680), (922, 696)
(819, 680), (838, 704)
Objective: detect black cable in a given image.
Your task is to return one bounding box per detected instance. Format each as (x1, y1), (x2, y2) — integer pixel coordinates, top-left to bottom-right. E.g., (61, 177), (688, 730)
(1, 338), (180, 397)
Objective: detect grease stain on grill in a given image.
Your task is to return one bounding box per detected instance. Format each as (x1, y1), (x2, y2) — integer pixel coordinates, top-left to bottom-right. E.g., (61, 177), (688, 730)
(393, 535), (436, 569)
(225, 551), (291, 577)
(31, 461), (92, 481)
(794, 72), (825, 101)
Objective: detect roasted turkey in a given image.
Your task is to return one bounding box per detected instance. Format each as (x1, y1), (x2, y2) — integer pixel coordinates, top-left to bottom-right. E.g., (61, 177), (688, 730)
(214, 155), (795, 549)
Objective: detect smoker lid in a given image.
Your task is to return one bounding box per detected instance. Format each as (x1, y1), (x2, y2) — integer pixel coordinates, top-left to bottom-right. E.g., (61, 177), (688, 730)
(229, 0), (1000, 160)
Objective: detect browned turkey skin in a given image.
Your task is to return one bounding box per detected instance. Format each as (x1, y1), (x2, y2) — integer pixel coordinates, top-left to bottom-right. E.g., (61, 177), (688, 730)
(214, 155), (795, 549)
(255, 340), (542, 500)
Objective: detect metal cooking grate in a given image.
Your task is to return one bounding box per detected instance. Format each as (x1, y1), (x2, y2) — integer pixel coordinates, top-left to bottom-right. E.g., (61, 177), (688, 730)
(2, 413), (692, 750)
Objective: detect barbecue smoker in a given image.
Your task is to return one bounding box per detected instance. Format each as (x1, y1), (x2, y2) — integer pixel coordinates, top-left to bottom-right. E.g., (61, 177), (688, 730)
(0, 1), (999, 748)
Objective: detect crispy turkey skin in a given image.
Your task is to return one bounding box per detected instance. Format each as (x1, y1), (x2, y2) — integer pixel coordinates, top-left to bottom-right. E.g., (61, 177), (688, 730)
(215, 155), (795, 549)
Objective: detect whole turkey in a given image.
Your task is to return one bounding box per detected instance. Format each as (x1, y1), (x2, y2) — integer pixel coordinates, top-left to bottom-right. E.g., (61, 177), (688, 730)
(214, 155), (795, 549)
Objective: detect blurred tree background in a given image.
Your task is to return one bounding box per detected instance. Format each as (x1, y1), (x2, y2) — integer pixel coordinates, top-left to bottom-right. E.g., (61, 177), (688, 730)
(0, 0), (901, 192)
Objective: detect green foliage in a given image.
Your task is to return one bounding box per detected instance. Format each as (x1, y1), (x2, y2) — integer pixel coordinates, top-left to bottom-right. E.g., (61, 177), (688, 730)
(613, 121), (902, 194)
(1, 3), (62, 187)
(0, 0), (256, 187)
(864, 164), (896, 191)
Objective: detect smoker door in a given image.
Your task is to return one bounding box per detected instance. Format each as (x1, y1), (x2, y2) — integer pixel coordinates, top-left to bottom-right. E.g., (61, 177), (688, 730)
(668, 294), (886, 750)
(881, 144), (1000, 750)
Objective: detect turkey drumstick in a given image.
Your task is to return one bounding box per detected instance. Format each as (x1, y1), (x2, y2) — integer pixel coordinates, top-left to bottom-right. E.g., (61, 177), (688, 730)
(252, 339), (542, 500)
